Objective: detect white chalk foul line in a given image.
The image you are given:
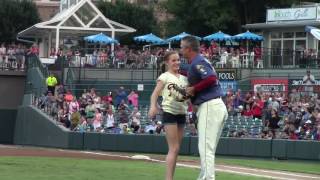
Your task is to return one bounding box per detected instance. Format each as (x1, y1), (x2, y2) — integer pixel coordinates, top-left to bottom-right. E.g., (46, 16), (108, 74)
(79, 151), (314, 180)
(218, 165), (320, 179)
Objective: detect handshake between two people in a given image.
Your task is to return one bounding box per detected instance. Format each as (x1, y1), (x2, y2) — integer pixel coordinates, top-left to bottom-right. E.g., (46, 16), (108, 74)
(148, 85), (195, 119)
(170, 84), (195, 98)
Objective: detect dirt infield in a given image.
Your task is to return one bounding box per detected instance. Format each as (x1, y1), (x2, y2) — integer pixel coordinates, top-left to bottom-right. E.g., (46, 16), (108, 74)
(0, 145), (319, 180)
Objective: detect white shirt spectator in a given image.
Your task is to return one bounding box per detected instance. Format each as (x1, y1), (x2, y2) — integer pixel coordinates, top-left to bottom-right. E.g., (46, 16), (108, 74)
(105, 113), (115, 128)
(145, 123), (156, 134)
(270, 100), (280, 111)
(303, 71), (315, 85)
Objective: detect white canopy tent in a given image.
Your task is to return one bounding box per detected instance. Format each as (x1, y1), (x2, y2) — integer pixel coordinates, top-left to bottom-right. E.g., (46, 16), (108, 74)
(17, 0), (135, 57)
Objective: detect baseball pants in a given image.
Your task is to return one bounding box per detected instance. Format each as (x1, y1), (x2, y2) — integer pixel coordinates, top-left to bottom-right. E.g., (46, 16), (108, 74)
(197, 98), (228, 180)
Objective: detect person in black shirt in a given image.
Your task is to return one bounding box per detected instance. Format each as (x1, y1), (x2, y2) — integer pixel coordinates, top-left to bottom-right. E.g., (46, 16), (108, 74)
(267, 108), (280, 138)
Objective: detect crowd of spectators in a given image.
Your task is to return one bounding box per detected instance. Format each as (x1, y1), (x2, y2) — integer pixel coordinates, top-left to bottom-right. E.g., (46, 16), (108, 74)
(53, 45), (166, 69)
(34, 78), (320, 141)
(225, 87), (320, 141)
(54, 42), (265, 69)
(34, 85), (195, 135)
(0, 42), (41, 71)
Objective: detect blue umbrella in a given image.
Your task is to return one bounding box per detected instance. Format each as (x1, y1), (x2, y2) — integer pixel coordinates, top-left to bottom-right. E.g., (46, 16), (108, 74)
(232, 30), (263, 52)
(84, 33), (118, 44)
(134, 33), (165, 44)
(305, 26), (320, 40)
(203, 31), (231, 41)
(166, 32), (201, 42)
(232, 30), (263, 41)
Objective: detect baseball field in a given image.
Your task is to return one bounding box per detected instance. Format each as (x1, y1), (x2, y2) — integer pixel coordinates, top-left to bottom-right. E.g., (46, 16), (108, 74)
(0, 145), (319, 180)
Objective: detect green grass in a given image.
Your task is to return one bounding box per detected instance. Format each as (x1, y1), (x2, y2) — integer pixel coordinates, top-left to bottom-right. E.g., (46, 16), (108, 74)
(215, 156), (320, 175)
(104, 152), (320, 175)
(0, 156), (266, 180)
(176, 155), (320, 175)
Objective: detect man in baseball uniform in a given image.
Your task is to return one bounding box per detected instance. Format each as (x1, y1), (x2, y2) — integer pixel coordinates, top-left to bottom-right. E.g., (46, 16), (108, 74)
(181, 36), (228, 180)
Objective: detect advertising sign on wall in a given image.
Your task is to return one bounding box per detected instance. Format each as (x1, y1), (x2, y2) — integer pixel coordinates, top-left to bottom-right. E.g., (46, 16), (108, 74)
(220, 81), (237, 95)
(289, 79), (320, 93)
(216, 69), (237, 81)
(267, 7), (317, 22)
(251, 79), (288, 93)
(217, 69), (237, 95)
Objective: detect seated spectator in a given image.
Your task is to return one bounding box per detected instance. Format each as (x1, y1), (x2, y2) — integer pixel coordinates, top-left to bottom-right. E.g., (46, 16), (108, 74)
(56, 94), (64, 109)
(127, 100), (134, 112)
(252, 95), (264, 119)
(58, 108), (70, 128)
(69, 97), (79, 114)
(267, 108), (280, 138)
(103, 108), (115, 129)
(104, 100), (115, 113)
(115, 86), (127, 108)
(145, 121), (157, 134)
(93, 108), (102, 131)
(56, 84), (66, 95)
(242, 104), (253, 118)
(120, 124), (132, 134)
(127, 90), (139, 107)
(129, 107), (141, 133)
(64, 91), (74, 103)
(269, 95), (280, 112)
(93, 92), (101, 105)
(155, 121), (164, 134)
(81, 89), (89, 99)
(70, 111), (81, 130)
(102, 91), (113, 104)
(118, 108), (129, 129)
(76, 116), (88, 132)
(85, 100), (95, 120)
(289, 129), (298, 140)
(118, 99), (129, 111)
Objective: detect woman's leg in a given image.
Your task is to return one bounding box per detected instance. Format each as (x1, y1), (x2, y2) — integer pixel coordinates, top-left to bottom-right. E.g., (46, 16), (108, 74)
(177, 125), (184, 149)
(164, 124), (180, 180)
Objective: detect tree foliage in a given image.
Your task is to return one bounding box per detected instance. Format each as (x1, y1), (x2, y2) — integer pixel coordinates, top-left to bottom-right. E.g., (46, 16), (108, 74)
(163, 0), (319, 36)
(98, 1), (158, 44)
(164, 0), (234, 36)
(0, 0), (40, 43)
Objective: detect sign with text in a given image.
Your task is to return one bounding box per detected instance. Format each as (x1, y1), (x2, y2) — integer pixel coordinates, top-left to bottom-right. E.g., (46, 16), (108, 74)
(289, 79), (320, 93)
(216, 69), (237, 81)
(267, 7), (317, 22)
(137, 84), (144, 91)
(251, 79), (288, 93)
(220, 81), (237, 96)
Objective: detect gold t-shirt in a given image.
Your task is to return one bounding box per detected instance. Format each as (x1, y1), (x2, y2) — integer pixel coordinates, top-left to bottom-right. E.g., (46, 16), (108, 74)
(158, 72), (189, 115)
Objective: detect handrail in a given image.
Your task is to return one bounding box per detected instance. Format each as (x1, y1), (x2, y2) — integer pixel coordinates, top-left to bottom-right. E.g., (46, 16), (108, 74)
(27, 55), (49, 78)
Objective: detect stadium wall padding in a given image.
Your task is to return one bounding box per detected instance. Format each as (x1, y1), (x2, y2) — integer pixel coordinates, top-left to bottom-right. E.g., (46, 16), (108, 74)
(13, 106), (320, 160)
(14, 106), (69, 148)
(0, 109), (17, 144)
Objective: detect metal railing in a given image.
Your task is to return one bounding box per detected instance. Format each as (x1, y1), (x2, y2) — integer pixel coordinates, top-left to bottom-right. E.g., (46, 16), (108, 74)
(27, 55), (49, 78)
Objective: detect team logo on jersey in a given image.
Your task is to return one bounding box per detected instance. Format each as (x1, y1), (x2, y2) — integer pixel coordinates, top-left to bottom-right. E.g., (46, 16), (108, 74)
(196, 65), (207, 75)
(167, 83), (189, 102)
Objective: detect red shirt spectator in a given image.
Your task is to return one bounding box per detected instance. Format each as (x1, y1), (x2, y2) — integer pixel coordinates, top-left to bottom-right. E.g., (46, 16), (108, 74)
(254, 46), (262, 61)
(30, 44), (39, 55)
(289, 132), (298, 140)
(65, 91), (74, 102)
(242, 110), (253, 117)
(251, 97), (264, 119)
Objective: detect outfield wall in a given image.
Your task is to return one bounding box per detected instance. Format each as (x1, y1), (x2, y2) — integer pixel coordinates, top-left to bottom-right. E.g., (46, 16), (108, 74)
(0, 71), (26, 144)
(13, 105), (320, 161)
